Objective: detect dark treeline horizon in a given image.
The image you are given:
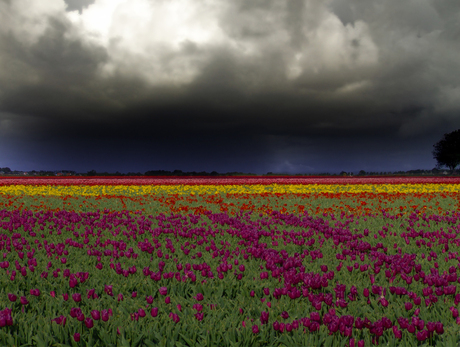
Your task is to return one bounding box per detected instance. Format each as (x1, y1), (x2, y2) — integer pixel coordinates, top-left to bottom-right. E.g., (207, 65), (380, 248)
(0, 167), (458, 177)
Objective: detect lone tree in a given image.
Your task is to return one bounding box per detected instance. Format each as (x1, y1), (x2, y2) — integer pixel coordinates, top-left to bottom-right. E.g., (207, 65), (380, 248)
(432, 129), (460, 173)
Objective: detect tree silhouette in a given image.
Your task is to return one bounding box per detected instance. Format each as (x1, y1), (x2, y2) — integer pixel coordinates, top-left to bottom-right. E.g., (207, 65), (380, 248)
(432, 130), (460, 173)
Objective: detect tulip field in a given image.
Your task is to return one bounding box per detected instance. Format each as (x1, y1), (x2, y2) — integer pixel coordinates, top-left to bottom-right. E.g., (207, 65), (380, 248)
(2, 176), (460, 346)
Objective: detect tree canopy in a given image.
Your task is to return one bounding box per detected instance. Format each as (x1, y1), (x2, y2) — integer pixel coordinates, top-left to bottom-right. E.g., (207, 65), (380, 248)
(432, 129), (460, 173)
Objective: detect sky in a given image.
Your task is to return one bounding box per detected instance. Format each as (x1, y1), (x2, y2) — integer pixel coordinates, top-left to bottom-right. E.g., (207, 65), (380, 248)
(0, 0), (459, 174)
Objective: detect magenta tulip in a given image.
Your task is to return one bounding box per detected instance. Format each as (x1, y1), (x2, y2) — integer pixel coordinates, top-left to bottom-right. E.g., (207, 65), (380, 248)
(73, 333), (80, 342)
(8, 293), (17, 302)
(85, 317), (94, 329)
(91, 310), (100, 320)
(151, 307), (158, 317)
(101, 309), (109, 322)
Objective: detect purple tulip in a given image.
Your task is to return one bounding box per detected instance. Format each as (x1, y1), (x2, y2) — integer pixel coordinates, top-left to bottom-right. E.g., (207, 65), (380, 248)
(146, 295), (154, 304)
(104, 285), (113, 296)
(20, 296), (28, 305)
(132, 291), (137, 298)
(393, 326), (402, 339)
(252, 324), (259, 334)
(73, 333), (80, 342)
(85, 317), (94, 329)
(193, 304), (203, 312)
(101, 309), (109, 322)
(260, 311), (269, 325)
(62, 293), (69, 301)
(363, 288), (369, 297)
(405, 302), (413, 311)
(8, 293), (17, 302)
(408, 324), (416, 334)
(72, 293), (81, 302)
(30, 289), (40, 296)
(159, 287), (167, 296)
(138, 308), (146, 317)
(416, 330), (428, 341)
(435, 322), (444, 334)
(87, 289), (95, 299)
(281, 311), (289, 319)
(250, 290), (255, 297)
(195, 312), (203, 321)
(263, 288), (270, 296)
(358, 341), (364, 347)
(91, 310), (100, 320)
(165, 296), (170, 304)
(52, 315), (66, 326)
(151, 307), (158, 317)
(195, 293), (204, 301)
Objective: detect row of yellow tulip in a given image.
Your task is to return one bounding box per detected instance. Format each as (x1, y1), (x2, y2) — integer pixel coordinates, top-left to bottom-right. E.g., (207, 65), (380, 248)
(0, 184), (459, 196)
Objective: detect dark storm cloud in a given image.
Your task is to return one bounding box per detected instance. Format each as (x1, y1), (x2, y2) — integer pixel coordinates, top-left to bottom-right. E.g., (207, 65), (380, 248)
(0, 0), (459, 173)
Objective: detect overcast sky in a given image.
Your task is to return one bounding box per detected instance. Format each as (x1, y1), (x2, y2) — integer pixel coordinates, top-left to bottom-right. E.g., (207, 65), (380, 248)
(0, 0), (459, 174)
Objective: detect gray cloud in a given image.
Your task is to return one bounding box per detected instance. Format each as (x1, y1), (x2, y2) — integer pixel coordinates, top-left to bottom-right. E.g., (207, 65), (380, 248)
(0, 0), (459, 173)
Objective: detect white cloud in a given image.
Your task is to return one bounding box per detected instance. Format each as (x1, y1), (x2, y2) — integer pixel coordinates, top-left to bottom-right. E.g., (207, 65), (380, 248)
(0, 0), (67, 46)
(65, 0), (231, 86)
